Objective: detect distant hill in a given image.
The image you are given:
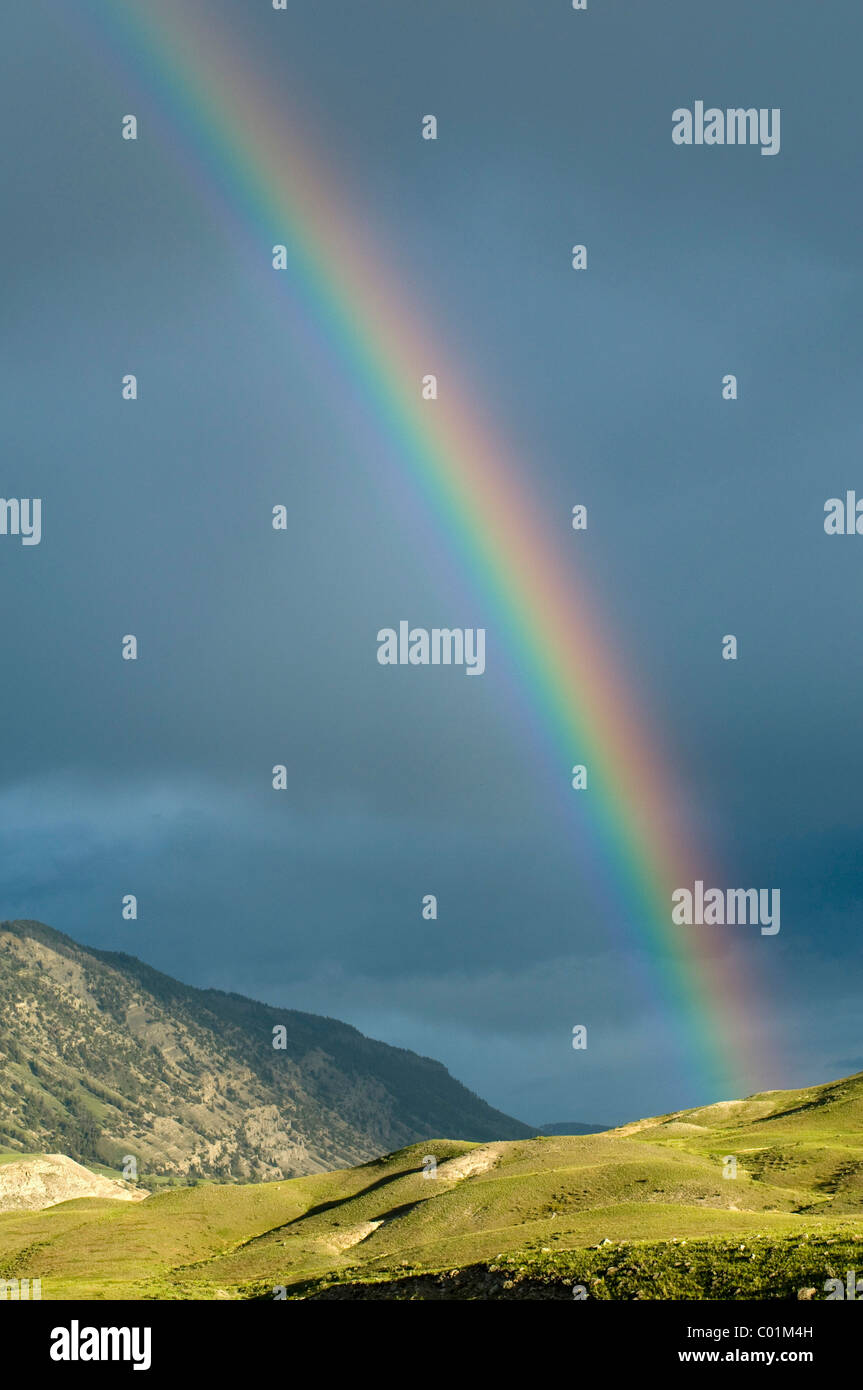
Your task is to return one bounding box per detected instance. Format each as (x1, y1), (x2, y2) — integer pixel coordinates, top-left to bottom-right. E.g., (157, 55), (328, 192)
(0, 919), (532, 1181)
(1, 1068), (861, 1300)
(536, 1121), (609, 1136)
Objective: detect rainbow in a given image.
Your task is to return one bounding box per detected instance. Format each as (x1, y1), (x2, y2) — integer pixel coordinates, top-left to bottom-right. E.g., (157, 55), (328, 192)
(81, 0), (775, 1101)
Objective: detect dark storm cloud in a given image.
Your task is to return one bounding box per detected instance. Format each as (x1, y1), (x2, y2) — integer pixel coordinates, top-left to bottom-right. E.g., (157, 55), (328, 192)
(1, 0), (860, 1121)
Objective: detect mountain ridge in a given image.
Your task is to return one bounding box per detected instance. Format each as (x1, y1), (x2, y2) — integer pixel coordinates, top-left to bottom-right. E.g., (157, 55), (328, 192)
(0, 918), (532, 1181)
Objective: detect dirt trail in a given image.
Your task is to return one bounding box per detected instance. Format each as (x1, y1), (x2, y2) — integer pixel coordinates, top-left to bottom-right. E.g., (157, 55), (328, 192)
(326, 1220), (384, 1251)
(435, 1145), (502, 1183)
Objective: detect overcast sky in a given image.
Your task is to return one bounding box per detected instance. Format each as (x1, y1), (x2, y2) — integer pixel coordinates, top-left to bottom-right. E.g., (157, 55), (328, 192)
(2, 0), (861, 1127)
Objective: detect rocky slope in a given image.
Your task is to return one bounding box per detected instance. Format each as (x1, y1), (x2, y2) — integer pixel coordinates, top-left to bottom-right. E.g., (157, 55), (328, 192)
(0, 919), (532, 1182)
(0, 1153), (145, 1212)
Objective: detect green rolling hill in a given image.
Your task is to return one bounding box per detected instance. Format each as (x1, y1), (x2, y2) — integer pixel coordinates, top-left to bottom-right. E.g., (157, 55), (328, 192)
(1, 1069), (861, 1299)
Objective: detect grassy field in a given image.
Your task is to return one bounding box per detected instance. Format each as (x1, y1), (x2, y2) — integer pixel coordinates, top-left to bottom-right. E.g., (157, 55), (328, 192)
(1, 1071), (861, 1300)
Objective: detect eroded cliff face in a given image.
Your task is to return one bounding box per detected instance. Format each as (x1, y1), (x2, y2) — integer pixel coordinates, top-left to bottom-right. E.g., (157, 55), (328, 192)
(0, 1153), (146, 1212)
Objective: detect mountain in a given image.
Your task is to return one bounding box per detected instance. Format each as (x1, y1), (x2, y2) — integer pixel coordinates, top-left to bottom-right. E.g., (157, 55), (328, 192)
(1, 1068), (861, 1300)
(0, 919), (532, 1181)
